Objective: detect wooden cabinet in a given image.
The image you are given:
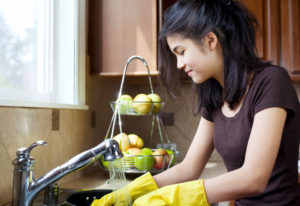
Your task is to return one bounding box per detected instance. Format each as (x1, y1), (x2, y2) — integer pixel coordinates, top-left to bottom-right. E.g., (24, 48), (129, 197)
(238, 0), (300, 80)
(88, 0), (300, 79)
(280, 0), (300, 79)
(88, 0), (158, 76)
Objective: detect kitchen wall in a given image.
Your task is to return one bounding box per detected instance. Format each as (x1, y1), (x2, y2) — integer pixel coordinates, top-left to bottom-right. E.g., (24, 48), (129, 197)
(0, 68), (300, 205)
(0, 71), (121, 205)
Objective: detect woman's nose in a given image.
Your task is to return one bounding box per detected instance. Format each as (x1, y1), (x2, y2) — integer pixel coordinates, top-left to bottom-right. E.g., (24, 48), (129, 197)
(177, 59), (185, 70)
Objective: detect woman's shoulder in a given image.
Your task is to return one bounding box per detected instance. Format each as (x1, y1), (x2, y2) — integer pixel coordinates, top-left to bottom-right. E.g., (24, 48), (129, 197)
(255, 65), (290, 78)
(253, 65), (291, 85)
(250, 65), (299, 116)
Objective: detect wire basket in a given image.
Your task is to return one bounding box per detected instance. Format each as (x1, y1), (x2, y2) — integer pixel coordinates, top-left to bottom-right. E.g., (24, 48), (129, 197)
(110, 101), (165, 115)
(100, 151), (176, 173)
(103, 55), (178, 174)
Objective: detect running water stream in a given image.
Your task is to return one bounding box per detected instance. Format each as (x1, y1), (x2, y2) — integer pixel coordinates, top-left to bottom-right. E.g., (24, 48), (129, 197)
(107, 159), (132, 206)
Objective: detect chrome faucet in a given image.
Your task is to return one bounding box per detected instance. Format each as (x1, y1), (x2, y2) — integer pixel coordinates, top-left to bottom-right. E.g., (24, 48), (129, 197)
(12, 139), (123, 206)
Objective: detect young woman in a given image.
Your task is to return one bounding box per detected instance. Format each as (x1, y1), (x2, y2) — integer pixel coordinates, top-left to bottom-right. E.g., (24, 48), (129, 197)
(92, 0), (300, 205)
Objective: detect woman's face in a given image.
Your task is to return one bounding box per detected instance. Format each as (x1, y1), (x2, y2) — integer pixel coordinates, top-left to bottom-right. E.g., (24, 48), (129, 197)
(166, 33), (223, 85)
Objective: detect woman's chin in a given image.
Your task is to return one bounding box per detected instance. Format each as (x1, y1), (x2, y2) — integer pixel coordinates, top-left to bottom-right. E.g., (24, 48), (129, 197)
(191, 77), (203, 84)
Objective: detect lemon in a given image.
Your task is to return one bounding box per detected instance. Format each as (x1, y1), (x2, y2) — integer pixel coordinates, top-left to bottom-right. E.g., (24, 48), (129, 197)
(134, 151), (154, 171)
(113, 133), (130, 152)
(133, 94), (152, 114)
(128, 134), (144, 148)
(127, 147), (142, 155)
(147, 93), (162, 114)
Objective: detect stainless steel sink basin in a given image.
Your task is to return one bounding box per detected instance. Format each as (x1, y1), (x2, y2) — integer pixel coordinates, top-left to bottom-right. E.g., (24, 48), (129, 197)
(65, 189), (112, 206)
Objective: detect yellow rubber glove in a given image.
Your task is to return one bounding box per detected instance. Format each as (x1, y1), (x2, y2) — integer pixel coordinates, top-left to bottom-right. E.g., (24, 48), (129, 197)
(133, 179), (209, 206)
(91, 172), (158, 206)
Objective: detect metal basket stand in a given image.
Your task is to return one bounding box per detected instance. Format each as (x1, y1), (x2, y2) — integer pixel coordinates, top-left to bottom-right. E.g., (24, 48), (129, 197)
(103, 55), (178, 174)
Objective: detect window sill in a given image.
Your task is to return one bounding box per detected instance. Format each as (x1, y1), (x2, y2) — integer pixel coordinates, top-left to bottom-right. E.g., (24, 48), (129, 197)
(0, 99), (89, 110)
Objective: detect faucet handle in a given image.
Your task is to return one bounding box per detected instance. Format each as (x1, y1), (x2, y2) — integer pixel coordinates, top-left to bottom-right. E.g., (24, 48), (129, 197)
(17, 140), (47, 159)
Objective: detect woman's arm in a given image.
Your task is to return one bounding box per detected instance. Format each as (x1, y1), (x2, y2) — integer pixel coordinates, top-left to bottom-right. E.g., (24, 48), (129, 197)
(153, 117), (215, 187)
(204, 107), (287, 203)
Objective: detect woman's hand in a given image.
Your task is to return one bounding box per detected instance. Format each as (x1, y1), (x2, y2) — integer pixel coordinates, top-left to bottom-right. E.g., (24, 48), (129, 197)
(91, 172), (158, 206)
(133, 179), (209, 206)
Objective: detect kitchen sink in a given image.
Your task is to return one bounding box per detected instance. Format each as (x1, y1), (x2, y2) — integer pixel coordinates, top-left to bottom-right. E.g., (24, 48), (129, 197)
(64, 189), (112, 206)
(32, 188), (112, 206)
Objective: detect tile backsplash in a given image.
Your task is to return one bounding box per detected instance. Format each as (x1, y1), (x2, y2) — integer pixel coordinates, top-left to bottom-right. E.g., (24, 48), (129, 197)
(0, 74), (121, 205)
(1, 70), (299, 205)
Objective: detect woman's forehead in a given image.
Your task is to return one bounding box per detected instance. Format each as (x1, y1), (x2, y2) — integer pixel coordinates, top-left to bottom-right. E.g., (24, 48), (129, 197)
(166, 34), (186, 45)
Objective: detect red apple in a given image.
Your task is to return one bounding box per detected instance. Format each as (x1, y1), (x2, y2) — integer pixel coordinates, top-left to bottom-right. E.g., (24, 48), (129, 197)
(152, 148), (170, 169)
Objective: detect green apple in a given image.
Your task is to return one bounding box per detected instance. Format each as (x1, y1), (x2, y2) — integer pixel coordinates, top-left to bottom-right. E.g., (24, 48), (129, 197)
(141, 147), (153, 155)
(133, 94), (152, 114)
(166, 149), (176, 167)
(134, 151), (154, 171)
(121, 151), (134, 170)
(115, 94), (133, 114)
(147, 93), (162, 114)
(122, 148), (142, 170)
(119, 94), (132, 101)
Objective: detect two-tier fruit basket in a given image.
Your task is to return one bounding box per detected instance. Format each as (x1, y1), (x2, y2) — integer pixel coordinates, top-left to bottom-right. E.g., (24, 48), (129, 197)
(100, 55), (178, 174)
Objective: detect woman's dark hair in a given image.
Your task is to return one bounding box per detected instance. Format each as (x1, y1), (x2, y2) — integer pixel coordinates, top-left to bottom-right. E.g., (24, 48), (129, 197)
(158, 0), (271, 114)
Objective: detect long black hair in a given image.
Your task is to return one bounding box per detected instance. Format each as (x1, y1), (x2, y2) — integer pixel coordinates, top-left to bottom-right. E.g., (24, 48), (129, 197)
(158, 0), (271, 114)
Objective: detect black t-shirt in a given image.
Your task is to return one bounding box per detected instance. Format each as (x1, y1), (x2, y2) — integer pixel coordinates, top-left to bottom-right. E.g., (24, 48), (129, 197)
(202, 66), (300, 205)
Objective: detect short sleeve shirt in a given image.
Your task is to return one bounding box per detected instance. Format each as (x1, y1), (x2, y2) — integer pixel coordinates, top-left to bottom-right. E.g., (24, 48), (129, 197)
(202, 66), (300, 205)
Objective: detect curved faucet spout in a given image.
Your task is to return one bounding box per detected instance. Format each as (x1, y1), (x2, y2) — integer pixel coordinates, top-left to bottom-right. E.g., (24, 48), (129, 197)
(12, 138), (122, 206)
(104, 138), (124, 161)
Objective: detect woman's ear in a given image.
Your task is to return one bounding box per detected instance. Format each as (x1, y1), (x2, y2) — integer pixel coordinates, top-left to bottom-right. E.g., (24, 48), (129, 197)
(204, 32), (218, 50)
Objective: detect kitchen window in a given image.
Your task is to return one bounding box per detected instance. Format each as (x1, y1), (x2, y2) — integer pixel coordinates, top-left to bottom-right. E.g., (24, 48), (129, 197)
(0, 0), (87, 109)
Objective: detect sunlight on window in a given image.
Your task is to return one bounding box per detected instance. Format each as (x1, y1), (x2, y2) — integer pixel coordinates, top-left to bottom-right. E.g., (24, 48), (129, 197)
(0, 0), (86, 108)
(0, 0), (37, 90)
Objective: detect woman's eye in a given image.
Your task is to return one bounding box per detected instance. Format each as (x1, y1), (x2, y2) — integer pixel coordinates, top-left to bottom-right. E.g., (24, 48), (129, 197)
(178, 50), (185, 55)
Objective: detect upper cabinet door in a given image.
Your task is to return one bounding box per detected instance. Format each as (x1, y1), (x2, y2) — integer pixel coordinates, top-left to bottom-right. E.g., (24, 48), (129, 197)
(239, 0), (300, 80)
(88, 0), (299, 79)
(280, 0), (300, 79)
(88, 0), (158, 76)
(238, 0), (281, 65)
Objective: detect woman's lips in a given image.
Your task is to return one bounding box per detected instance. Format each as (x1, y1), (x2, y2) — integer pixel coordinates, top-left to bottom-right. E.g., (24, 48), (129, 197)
(186, 70), (192, 76)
